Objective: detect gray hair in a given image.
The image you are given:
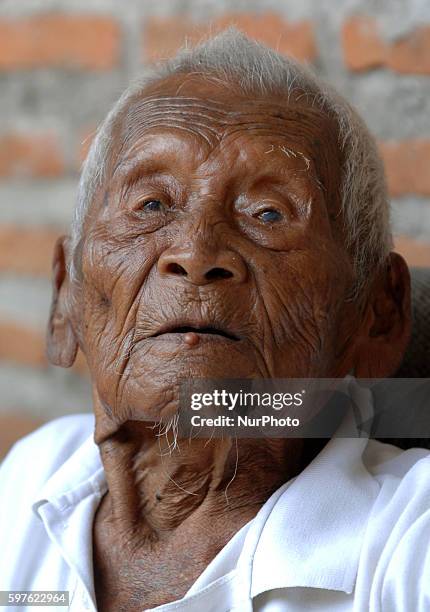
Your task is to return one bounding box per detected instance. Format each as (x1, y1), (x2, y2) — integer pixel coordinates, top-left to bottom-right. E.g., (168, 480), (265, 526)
(70, 28), (392, 300)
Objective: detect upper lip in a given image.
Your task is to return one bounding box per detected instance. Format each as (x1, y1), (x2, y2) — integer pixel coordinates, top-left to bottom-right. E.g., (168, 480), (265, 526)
(147, 319), (240, 341)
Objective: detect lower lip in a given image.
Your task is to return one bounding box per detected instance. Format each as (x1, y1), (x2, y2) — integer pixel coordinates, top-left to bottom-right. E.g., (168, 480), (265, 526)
(150, 332), (238, 344)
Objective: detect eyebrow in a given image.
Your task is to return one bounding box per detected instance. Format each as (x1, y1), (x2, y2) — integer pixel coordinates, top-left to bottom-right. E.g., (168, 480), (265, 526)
(254, 160), (326, 199)
(111, 137), (327, 206)
(112, 154), (176, 186)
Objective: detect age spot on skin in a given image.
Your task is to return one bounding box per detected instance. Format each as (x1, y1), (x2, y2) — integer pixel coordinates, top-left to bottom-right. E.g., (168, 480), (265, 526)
(100, 295), (111, 308)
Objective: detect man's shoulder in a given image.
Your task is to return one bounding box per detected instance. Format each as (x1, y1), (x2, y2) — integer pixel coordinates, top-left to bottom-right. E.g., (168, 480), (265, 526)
(364, 438), (430, 482)
(0, 413), (95, 497)
(357, 440), (430, 607)
(364, 438), (430, 506)
(363, 439), (430, 551)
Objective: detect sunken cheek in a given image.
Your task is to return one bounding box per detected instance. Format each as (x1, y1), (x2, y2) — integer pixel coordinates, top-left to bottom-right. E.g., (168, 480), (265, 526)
(80, 224), (160, 354)
(84, 215), (158, 287)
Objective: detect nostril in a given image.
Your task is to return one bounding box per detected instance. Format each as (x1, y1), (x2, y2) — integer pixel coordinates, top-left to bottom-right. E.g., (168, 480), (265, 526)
(205, 267), (234, 281)
(166, 262), (188, 276)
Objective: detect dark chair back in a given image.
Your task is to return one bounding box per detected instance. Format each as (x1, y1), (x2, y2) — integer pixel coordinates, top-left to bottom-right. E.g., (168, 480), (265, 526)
(396, 267), (430, 378)
(384, 267), (430, 449)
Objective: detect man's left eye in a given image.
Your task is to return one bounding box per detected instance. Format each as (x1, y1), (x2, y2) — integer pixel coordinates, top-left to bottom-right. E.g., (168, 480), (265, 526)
(257, 208), (283, 223)
(141, 199), (164, 212)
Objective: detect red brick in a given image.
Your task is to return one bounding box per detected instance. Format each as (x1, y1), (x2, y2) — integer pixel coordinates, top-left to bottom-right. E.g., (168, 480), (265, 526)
(0, 15), (120, 71)
(379, 140), (430, 197)
(394, 235), (430, 267)
(0, 320), (47, 367)
(0, 413), (44, 458)
(389, 27), (430, 74)
(0, 226), (61, 276)
(0, 132), (64, 178)
(143, 13), (316, 63)
(342, 16), (430, 74)
(342, 16), (386, 70)
(0, 318), (89, 374)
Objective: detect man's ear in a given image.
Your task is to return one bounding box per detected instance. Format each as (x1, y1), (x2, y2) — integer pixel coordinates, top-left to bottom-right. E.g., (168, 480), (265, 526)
(46, 235), (79, 367)
(354, 252), (411, 377)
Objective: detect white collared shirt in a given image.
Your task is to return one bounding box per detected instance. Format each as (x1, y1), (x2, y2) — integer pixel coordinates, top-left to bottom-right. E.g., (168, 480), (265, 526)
(1, 387), (430, 611)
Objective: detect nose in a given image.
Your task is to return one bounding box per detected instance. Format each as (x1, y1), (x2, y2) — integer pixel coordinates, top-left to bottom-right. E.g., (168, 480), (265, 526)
(157, 245), (247, 285)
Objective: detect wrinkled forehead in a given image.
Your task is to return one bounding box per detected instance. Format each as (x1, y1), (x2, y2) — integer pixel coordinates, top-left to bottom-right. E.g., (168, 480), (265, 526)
(111, 74), (343, 202)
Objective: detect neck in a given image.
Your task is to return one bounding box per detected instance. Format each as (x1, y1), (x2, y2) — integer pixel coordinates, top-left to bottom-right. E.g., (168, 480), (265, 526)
(96, 418), (307, 544)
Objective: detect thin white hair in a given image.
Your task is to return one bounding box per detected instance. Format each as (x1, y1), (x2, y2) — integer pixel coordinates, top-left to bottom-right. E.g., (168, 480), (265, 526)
(70, 28), (392, 300)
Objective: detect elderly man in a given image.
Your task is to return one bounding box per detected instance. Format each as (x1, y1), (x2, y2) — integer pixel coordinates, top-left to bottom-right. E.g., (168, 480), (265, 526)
(0, 29), (429, 612)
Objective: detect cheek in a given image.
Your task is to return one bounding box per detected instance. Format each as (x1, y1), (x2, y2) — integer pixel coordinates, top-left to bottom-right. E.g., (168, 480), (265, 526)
(79, 222), (163, 374)
(82, 221), (157, 299)
(82, 214), (177, 321)
(253, 247), (352, 372)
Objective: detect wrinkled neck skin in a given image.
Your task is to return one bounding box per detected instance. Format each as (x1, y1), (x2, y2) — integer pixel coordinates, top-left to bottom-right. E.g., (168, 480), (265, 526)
(94, 400), (307, 542)
(92, 399), (317, 610)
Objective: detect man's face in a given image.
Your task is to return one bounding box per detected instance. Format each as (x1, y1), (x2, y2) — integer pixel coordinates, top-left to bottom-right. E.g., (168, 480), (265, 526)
(73, 74), (358, 432)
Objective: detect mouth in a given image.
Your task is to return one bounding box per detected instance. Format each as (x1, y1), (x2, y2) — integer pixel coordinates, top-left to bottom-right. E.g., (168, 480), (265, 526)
(150, 325), (240, 342)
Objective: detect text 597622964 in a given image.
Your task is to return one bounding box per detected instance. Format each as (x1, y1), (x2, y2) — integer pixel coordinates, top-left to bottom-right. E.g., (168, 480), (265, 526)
(0, 592), (69, 607)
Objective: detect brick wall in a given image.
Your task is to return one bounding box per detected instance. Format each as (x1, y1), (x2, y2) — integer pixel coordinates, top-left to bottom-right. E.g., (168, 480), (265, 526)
(0, 0), (429, 455)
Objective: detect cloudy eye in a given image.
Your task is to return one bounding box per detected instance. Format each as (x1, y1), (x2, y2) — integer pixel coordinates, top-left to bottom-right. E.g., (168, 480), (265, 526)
(257, 208), (282, 223)
(141, 199), (164, 212)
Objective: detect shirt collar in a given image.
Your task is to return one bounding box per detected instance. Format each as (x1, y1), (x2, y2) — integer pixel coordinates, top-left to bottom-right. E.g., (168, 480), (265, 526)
(246, 376), (380, 597)
(31, 427), (106, 606)
(31, 431), (106, 516)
